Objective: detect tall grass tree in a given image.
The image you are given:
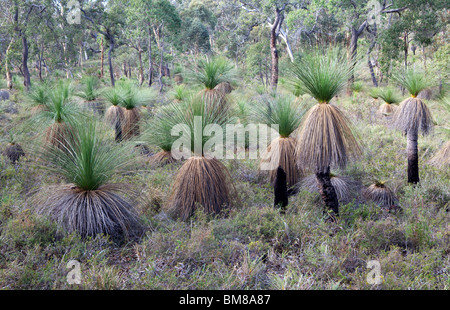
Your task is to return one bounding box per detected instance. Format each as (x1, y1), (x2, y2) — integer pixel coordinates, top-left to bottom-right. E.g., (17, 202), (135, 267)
(392, 68), (434, 184)
(291, 48), (362, 218)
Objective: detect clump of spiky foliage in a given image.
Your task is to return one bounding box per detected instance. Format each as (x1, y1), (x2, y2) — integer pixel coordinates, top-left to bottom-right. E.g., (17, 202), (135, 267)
(252, 95), (306, 188)
(118, 82), (155, 140)
(377, 87), (401, 116)
(32, 81), (81, 150)
(393, 67), (432, 98)
(368, 87), (380, 100)
(291, 48), (361, 216)
(362, 181), (398, 208)
(301, 173), (361, 204)
(351, 81), (364, 93)
(188, 57), (236, 115)
(141, 104), (179, 165)
(165, 96), (237, 221)
(76, 76), (103, 114)
(76, 76), (99, 102)
(170, 84), (191, 103)
(33, 119), (142, 240)
(27, 83), (50, 114)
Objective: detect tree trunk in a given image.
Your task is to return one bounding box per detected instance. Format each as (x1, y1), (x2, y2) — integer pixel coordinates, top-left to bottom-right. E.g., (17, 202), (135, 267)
(148, 28), (153, 87)
(138, 46), (144, 86)
(270, 23), (279, 92)
(108, 36), (115, 87)
(5, 38), (14, 90)
(315, 166), (339, 217)
(406, 129), (419, 184)
(368, 56), (378, 87)
(100, 36), (104, 78)
(22, 35), (31, 91)
(404, 32), (408, 71)
(274, 166), (288, 211)
(347, 28), (358, 95)
(158, 32), (164, 93)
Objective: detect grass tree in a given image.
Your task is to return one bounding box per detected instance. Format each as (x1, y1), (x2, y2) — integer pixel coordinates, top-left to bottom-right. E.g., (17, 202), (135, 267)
(362, 181), (399, 209)
(142, 104), (179, 165)
(166, 96), (238, 221)
(2, 131), (25, 163)
(252, 95), (306, 191)
(76, 76), (103, 115)
(170, 84), (191, 103)
(32, 81), (81, 151)
(102, 86), (125, 142)
(392, 68), (434, 184)
(377, 87), (401, 116)
(188, 56), (236, 115)
(34, 119), (142, 240)
(27, 82), (50, 114)
(291, 48), (362, 218)
(118, 81), (155, 140)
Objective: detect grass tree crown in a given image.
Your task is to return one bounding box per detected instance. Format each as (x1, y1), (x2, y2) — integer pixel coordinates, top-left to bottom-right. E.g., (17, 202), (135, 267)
(188, 56), (237, 90)
(291, 48), (353, 104)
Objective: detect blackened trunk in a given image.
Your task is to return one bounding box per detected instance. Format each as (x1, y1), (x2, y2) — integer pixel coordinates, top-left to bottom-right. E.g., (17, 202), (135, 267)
(368, 56), (378, 87)
(315, 166), (339, 217)
(406, 129), (419, 184)
(114, 121), (122, 142)
(274, 166), (288, 211)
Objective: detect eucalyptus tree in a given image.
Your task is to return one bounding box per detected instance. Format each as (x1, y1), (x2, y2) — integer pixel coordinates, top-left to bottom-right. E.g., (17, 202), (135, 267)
(80, 0), (126, 87)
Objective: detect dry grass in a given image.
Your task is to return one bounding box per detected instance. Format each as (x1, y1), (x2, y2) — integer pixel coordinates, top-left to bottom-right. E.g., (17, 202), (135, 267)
(105, 105), (125, 128)
(196, 89), (230, 117)
(260, 136), (301, 189)
(122, 108), (141, 140)
(166, 156), (238, 221)
(428, 141), (450, 168)
(392, 97), (434, 135)
(149, 150), (177, 165)
(362, 182), (398, 208)
(300, 173), (361, 204)
(32, 184), (142, 240)
(295, 103), (362, 173)
(43, 122), (75, 151)
(378, 103), (396, 116)
(214, 81), (234, 94)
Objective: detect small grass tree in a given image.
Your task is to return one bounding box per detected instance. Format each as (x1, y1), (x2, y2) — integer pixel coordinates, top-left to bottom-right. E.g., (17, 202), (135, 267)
(252, 95), (306, 192)
(188, 56), (236, 116)
(377, 87), (401, 116)
(166, 96), (238, 221)
(34, 119), (142, 240)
